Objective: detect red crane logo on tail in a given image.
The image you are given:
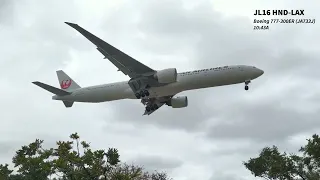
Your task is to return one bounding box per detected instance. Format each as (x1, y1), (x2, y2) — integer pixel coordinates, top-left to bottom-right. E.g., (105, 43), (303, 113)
(60, 79), (72, 89)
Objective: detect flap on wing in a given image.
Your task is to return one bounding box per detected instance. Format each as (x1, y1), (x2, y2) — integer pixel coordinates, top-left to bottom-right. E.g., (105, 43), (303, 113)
(96, 47), (130, 75)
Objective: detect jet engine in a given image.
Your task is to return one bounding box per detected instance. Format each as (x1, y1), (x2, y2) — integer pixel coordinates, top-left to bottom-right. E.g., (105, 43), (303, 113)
(154, 68), (177, 83)
(168, 96), (188, 108)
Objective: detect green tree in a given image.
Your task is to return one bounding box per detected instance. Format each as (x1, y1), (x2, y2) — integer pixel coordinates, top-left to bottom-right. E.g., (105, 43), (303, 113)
(0, 133), (172, 180)
(243, 134), (320, 180)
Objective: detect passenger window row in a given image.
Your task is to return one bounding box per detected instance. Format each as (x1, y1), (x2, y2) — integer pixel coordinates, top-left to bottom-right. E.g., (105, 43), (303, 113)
(179, 67), (234, 76)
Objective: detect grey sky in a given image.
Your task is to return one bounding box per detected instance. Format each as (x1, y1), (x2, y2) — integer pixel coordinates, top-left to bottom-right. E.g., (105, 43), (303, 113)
(1, 0), (320, 179)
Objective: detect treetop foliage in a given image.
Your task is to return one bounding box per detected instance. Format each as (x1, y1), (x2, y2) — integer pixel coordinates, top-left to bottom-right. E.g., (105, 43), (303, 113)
(244, 134), (320, 180)
(0, 132), (172, 180)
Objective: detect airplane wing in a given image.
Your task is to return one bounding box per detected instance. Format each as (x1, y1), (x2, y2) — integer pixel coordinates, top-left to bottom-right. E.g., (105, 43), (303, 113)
(143, 102), (165, 115)
(65, 22), (155, 78)
(142, 96), (173, 115)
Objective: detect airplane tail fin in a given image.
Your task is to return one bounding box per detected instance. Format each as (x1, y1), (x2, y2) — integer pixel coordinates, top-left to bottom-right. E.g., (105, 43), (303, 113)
(33, 70), (80, 108)
(56, 70), (81, 92)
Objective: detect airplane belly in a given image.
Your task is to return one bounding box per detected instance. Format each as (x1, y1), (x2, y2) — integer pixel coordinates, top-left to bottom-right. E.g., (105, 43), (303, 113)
(124, 88), (138, 99)
(174, 74), (210, 91)
(204, 70), (245, 87)
(124, 69), (249, 98)
(174, 69), (247, 92)
(71, 85), (131, 102)
(148, 82), (183, 97)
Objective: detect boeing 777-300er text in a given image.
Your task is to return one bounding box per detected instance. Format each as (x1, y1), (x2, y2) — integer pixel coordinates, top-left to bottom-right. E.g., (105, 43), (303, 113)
(32, 22), (264, 115)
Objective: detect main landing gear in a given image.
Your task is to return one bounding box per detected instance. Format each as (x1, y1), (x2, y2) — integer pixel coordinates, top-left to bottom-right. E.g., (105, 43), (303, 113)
(141, 98), (159, 112)
(135, 89), (150, 99)
(244, 80), (250, 91)
(145, 104), (159, 112)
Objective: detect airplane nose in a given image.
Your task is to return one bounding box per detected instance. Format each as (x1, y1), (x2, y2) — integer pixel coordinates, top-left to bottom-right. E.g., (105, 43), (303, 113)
(252, 67), (264, 77)
(258, 69), (264, 76)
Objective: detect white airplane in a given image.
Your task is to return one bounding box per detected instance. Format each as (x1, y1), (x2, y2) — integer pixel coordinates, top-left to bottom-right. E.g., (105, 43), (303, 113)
(32, 22), (264, 115)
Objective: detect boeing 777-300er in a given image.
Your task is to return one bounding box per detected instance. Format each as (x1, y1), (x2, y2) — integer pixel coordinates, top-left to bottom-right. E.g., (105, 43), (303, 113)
(32, 22), (264, 115)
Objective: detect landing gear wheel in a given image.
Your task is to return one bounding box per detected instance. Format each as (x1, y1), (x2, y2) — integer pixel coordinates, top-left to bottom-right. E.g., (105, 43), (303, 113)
(153, 104), (158, 109)
(244, 80), (250, 91)
(146, 106), (151, 112)
(150, 106), (155, 111)
(139, 89), (149, 98)
(144, 90), (150, 96)
(135, 93), (141, 99)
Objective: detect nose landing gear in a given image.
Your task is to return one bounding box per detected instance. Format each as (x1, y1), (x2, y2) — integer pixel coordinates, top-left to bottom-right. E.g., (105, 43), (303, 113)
(244, 80), (250, 91)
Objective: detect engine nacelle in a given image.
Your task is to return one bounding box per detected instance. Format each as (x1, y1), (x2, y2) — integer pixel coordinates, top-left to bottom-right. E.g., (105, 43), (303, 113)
(154, 68), (177, 84)
(169, 96), (188, 108)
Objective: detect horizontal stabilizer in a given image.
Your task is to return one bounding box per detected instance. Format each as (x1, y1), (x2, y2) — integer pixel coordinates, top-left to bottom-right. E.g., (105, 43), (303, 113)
(32, 81), (71, 96)
(63, 101), (74, 108)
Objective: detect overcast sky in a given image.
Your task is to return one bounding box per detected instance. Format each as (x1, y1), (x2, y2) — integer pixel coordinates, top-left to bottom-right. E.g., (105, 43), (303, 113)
(1, 0), (320, 179)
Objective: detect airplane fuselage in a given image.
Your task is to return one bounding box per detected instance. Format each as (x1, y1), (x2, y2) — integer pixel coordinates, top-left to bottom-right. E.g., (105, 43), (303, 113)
(52, 65), (264, 103)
